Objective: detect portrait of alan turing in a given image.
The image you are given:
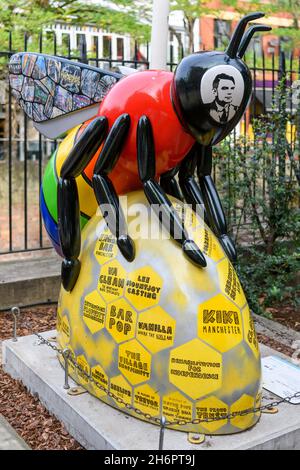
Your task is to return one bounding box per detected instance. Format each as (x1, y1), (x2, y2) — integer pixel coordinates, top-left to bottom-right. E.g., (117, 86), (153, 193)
(208, 73), (239, 124)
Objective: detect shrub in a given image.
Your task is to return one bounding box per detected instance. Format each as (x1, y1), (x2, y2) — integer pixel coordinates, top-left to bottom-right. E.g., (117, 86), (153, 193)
(213, 80), (300, 315)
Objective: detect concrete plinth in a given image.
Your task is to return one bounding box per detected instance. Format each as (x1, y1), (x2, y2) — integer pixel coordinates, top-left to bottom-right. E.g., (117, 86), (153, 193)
(2, 331), (300, 450)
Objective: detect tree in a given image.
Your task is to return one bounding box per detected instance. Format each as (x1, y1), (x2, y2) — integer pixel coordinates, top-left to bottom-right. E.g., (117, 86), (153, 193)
(0, 0), (150, 50)
(114, 0), (217, 55)
(264, 0), (300, 50)
(170, 0), (213, 54)
(213, 81), (300, 314)
(223, 0), (300, 51)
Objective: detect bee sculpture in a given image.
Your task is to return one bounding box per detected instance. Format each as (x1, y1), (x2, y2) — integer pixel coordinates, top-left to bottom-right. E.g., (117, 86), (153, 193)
(8, 13), (272, 435)
(9, 12), (271, 293)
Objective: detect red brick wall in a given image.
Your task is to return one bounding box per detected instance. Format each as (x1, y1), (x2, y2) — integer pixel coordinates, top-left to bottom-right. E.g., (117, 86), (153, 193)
(198, 1), (298, 56)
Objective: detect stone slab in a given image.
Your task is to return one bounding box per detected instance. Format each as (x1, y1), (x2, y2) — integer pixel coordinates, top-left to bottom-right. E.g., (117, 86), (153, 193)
(0, 252), (61, 310)
(2, 331), (300, 450)
(253, 313), (300, 348)
(0, 414), (30, 450)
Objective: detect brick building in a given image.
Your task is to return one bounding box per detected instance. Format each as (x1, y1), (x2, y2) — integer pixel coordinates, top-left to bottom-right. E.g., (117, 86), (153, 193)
(196, 1), (299, 134)
(198, 0), (299, 57)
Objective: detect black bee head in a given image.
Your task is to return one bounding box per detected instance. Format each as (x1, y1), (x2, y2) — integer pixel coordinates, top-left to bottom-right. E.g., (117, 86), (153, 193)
(171, 13), (271, 146)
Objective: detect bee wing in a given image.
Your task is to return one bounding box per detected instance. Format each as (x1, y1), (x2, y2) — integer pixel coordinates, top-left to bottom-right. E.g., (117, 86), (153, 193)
(33, 104), (100, 139)
(116, 65), (140, 76)
(9, 52), (123, 137)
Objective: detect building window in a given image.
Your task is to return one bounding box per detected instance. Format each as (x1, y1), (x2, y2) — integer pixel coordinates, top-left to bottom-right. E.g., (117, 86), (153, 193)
(117, 38), (124, 60)
(214, 19), (231, 49)
(103, 36), (112, 58)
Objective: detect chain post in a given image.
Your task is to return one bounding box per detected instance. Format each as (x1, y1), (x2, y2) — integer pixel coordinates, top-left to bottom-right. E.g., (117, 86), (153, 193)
(158, 416), (166, 450)
(11, 306), (20, 342)
(62, 348), (70, 390)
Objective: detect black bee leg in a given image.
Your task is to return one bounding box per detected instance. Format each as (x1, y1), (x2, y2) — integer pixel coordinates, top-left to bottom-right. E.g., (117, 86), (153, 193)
(92, 114), (135, 262)
(160, 167), (183, 201)
(58, 117), (107, 291)
(137, 115), (206, 268)
(178, 144), (207, 220)
(197, 145), (237, 262)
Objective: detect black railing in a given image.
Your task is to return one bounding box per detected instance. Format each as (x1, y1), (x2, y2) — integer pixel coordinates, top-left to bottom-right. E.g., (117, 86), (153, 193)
(0, 32), (299, 254)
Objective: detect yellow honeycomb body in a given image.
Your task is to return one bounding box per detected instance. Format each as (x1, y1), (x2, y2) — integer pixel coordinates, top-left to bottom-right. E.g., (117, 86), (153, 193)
(57, 190), (261, 434)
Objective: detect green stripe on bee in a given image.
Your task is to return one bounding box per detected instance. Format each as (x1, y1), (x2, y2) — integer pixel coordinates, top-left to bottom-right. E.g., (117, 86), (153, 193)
(42, 150), (89, 228)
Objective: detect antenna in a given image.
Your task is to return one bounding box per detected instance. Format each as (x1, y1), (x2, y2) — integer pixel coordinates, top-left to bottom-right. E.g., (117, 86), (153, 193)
(226, 12), (265, 59)
(238, 25), (272, 58)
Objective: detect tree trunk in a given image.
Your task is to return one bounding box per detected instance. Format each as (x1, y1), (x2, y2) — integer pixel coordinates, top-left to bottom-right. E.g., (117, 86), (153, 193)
(266, 232), (277, 255)
(169, 25), (184, 55)
(187, 18), (195, 54)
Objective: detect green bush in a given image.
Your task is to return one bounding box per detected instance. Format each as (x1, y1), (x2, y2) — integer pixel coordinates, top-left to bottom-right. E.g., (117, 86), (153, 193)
(213, 80), (300, 316)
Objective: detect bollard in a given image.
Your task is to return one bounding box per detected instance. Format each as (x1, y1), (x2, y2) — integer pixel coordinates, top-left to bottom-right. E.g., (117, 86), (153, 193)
(62, 348), (70, 389)
(11, 306), (20, 342)
(158, 415), (166, 450)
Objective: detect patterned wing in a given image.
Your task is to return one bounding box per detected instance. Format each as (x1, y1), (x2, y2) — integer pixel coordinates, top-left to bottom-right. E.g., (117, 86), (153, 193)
(8, 52), (123, 123)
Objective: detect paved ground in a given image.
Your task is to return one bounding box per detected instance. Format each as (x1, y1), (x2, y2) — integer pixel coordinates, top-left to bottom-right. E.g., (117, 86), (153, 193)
(0, 414), (30, 450)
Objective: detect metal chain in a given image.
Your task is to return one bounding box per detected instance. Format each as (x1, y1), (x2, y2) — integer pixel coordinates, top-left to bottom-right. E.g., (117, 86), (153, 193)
(34, 332), (300, 427)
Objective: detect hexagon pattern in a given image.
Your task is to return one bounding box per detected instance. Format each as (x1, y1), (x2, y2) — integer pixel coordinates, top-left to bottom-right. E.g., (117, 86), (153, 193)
(67, 347), (76, 376)
(83, 290), (106, 334)
(162, 391), (193, 422)
(134, 384), (160, 417)
(91, 364), (108, 398)
(242, 305), (260, 359)
(137, 306), (176, 353)
(110, 374), (132, 408)
(195, 396), (228, 432)
(217, 259), (247, 308)
(118, 340), (151, 385)
(76, 354), (90, 386)
(231, 394), (255, 429)
(61, 315), (70, 343)
(169, 338), (222, 399)
(255, 392), (262, 417)
(98, 260), (127, 303)
(198, 293), (243, 353)
(125, 266), (163, 311)
(195, 227), (225, 263)
(57, 190), (261, 435)
(57, 307), (62, 333)
(94, 227), (118, 264)
(105, 298), (137, 343)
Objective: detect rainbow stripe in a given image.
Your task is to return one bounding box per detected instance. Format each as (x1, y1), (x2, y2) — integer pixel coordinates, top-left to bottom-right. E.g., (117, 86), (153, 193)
(40, 125), (98, 256)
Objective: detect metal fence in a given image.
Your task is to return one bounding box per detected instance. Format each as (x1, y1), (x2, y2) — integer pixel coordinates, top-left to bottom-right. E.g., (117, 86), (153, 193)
(0, 32), (299, 255)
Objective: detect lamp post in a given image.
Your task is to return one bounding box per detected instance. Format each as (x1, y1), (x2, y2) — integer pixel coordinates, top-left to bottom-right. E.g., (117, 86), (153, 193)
(150, 0), (170, 70)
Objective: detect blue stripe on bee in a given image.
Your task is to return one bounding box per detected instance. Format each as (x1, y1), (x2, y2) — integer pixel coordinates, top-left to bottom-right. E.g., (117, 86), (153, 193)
(40, 188), (62, 256)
